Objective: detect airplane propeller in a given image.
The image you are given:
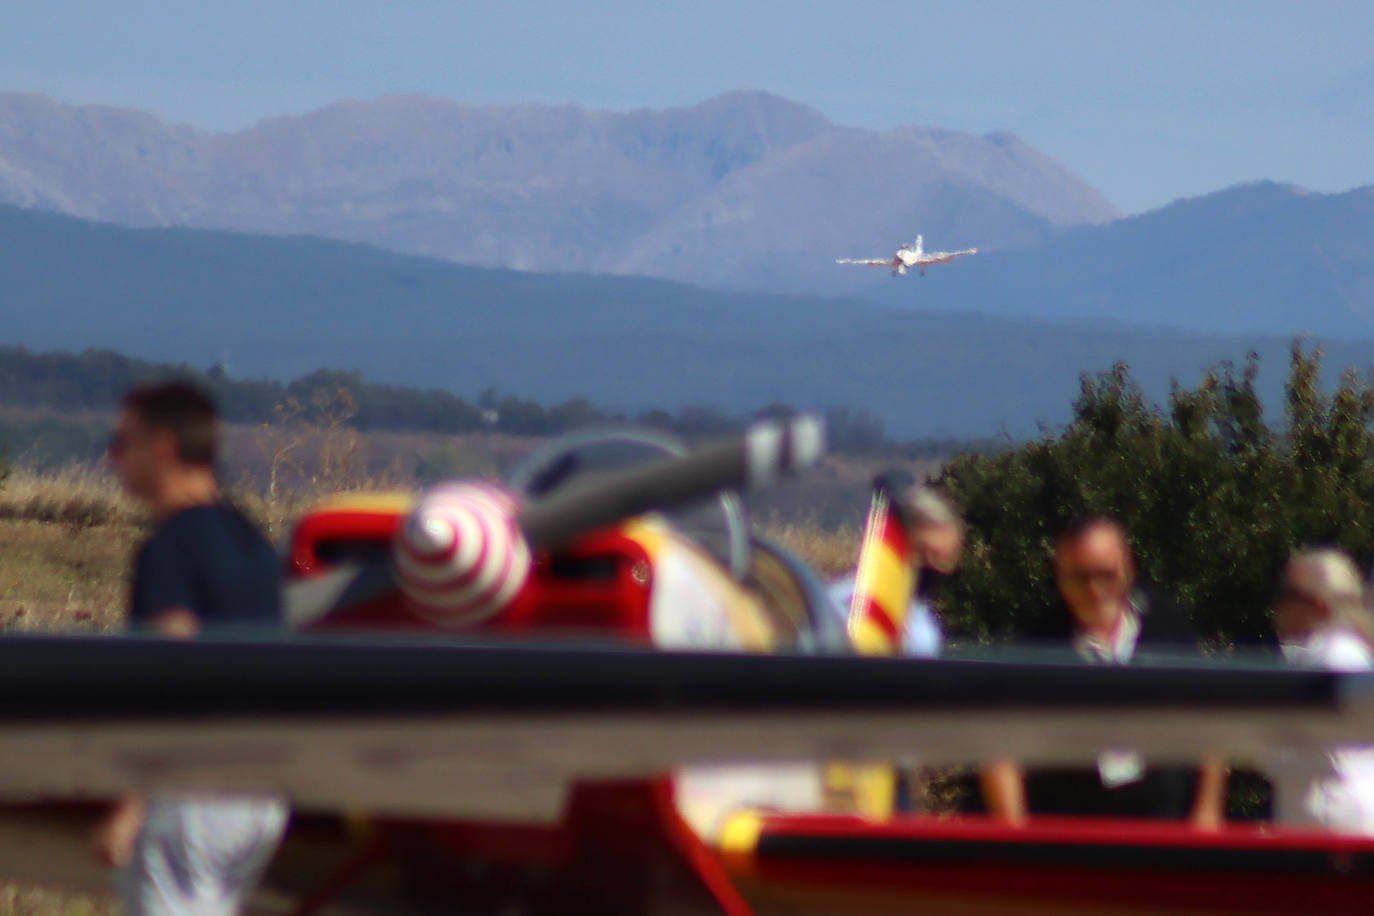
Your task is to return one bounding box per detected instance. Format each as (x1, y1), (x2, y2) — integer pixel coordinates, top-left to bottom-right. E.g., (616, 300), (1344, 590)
(286, 415), (826, 628)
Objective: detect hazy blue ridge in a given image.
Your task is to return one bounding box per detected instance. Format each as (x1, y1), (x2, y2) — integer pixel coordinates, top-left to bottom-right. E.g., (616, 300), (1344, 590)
(4, 200), (1374, 438)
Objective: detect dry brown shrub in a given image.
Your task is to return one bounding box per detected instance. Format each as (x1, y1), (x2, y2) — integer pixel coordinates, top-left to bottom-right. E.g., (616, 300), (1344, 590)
(242, 385), (413, 540)
(0, 883), (115, 916)
(0, 516), (136, 632)
(760, 518), (861, 579)
(0, 467), (142, 533)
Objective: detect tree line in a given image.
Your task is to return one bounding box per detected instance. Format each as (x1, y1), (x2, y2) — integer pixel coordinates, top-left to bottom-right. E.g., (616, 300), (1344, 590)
(0, 345), (999, 466)
(7, 338), (1374, 651)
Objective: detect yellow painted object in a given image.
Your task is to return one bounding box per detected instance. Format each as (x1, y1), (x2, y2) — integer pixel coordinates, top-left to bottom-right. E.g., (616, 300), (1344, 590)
(846, 488), (915, 656)
(717, 810), (766, 859)
(631, 515), (777, 652)
(307, 491), (417, 515)
(828, 486), (919, 820)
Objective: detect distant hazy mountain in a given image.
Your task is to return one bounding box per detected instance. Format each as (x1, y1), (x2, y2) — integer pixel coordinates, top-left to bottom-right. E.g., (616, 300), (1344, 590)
(866, 181), (1374, 337)
(0, 90), (1116, 294)
(5, 202), (1373, 438)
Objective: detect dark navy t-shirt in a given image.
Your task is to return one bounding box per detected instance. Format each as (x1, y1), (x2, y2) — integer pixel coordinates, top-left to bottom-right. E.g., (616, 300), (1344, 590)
(129, 504), (283, 629)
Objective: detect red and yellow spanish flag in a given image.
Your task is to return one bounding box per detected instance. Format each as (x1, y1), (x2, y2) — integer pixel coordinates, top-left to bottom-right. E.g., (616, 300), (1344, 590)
(825, 479), (917, 820)
(846, 483), (916, 656)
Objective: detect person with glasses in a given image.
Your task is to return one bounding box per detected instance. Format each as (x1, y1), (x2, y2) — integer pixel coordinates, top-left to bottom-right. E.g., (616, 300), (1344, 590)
(93, 381), (288, 915)
(980, 516), (1227, 828)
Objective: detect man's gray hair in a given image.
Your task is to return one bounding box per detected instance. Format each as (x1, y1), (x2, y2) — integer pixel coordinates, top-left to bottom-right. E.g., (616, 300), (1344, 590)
(1288, 547), (1371, 639)
(903, 486), (963, 531)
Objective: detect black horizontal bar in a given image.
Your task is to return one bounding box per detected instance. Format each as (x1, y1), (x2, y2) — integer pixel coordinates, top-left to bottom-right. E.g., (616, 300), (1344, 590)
(0, 633), (1347, 722)
(755, 832), (1374, 876)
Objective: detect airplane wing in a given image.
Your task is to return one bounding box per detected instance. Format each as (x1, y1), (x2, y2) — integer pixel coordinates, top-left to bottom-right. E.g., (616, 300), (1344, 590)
(834, 258), (895, 267)
(919, 248), (978, 266)
(0, 633), (1367, 823)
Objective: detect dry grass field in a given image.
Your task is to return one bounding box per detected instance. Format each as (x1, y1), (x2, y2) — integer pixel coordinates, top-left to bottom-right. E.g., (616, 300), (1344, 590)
(0, 469), (137, 912)
(0, 468), (144, 634)
(0, 886), (111, 916)
(0, 464), (868, 633)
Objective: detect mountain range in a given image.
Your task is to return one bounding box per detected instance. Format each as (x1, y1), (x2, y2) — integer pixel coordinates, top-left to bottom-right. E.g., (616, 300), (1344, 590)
(3, 200), (1374, 438)
(0, 90), (1116, 294)
(2, 88), (1372, 435)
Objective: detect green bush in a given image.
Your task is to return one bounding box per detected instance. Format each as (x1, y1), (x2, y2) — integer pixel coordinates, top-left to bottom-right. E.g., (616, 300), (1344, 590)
(938, 340), (1374, 646)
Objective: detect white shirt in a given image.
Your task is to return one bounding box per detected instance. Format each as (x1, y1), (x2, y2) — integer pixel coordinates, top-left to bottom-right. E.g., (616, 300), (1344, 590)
(1280, 626), (1374, 671)
(1071, 606), (1146, 787)
(827, 576), (943, 658)
(1072, 605), (1143, 665)
(1269, 626), (1374, 834)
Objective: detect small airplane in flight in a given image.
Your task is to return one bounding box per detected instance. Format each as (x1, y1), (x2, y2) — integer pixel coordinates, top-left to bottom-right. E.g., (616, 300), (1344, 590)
(836, 234), (978, 277)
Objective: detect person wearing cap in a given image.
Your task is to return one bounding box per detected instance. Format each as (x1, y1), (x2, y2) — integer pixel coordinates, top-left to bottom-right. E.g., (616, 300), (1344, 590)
(93, 380), (288, 915)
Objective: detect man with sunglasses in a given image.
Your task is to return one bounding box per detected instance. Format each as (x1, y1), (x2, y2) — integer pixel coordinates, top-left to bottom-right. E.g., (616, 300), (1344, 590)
(981, 516), (1227, 828)
(94, 381), (287, 915)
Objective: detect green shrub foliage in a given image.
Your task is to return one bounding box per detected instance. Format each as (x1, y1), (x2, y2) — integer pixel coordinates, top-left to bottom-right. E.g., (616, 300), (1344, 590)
(937, 341), (1374, 646)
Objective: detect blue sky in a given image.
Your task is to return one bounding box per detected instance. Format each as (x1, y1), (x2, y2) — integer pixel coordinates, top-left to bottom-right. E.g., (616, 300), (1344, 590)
(3, 0), (1371, 214)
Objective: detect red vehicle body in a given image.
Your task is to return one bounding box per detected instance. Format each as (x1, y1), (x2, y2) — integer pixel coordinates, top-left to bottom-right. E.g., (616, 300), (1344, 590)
(264, 490), (1374, 916)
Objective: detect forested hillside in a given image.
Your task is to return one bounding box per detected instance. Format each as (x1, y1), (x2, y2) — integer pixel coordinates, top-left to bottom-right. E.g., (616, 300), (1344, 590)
(8, 202), (1374, 438)
(0, 345), (982, 466)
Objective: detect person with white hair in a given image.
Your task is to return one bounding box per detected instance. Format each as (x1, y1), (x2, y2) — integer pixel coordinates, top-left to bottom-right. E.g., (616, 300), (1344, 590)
(1275, 548), (1373, 670)
(1267, 547), (1374, 833)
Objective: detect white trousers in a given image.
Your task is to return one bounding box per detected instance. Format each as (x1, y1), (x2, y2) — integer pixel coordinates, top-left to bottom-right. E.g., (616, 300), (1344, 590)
(119, 795), (289, 916)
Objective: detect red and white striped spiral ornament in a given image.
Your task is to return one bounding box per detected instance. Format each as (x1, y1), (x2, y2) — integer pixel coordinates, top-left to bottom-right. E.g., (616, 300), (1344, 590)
(392, 482), (531, 626)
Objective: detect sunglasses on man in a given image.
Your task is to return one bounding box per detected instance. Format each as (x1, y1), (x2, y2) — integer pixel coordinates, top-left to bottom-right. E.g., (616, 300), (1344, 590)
(1059, 566), (1127, 588)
